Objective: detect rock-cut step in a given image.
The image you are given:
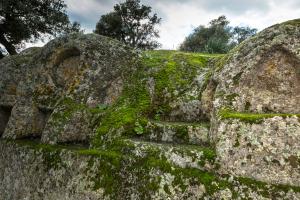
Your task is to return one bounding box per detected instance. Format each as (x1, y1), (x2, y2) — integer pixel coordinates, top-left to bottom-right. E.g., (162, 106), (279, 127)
(142, 120), (210, 145)
(124, 138), (217, 171)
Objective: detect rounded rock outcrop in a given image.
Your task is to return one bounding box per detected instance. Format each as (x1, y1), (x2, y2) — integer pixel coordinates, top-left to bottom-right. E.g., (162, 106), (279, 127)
(211, 19), (300, 186)
(1, 33), (138, 144)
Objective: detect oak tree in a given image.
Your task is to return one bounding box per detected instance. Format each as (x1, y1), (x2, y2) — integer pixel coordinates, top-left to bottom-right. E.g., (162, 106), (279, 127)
(95, 0), (161, 50)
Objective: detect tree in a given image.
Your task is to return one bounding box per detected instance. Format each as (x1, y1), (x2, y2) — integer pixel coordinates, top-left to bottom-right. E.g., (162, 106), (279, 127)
(0, 0), (80, 58)
(179, 16), (257, 53)
(95, 12), (123, 41)
(232, 26), (257, 44)
(95, 0), (161, 50)
(180, 16), (232, 53)
(205, 16), (232, 53)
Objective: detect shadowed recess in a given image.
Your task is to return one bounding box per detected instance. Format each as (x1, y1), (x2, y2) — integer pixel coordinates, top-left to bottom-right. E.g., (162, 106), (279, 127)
(0, 106), (13, 136)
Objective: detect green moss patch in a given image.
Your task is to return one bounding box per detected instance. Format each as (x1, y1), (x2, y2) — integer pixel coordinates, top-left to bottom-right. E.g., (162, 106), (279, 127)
(93, 50), (218, 147)
(142, 50), (219, 103)
(236, 176), (300, 196)
(219, 109), (300, 123)
(3, 139), (300, 198)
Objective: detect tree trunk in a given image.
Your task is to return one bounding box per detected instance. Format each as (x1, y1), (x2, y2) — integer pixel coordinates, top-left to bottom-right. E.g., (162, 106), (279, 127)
(0, 34), (17, 55)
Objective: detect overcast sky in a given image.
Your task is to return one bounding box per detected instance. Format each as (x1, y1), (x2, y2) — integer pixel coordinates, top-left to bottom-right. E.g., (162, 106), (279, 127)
(43, 0), (300, 49)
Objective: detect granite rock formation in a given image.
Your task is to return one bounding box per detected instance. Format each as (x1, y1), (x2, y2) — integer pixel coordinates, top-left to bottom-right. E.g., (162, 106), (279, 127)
(0, 19), (300, 199)
(0, 33), (137, 144)
(211, 19), (300, 186)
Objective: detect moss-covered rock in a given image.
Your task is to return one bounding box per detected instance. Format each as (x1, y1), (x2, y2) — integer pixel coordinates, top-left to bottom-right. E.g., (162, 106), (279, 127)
(1, 140), (300, 199)
(210, 19), (300, 187)
(142, 120), (210, 145)
(92, 50), (219, 148)
(1, 33), (138, 143)
(1, 19), (300, 199)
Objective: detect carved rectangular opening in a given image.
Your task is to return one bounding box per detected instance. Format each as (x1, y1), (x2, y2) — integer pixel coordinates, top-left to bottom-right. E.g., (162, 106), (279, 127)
(0, 105), (13, 136)
(37, 107), (53, 136)
(13, 107), (53, 141)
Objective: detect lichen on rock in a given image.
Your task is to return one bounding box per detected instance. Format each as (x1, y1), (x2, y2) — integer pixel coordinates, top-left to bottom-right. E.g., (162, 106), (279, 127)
(211, 19), (300, 187)
(0, 19), (300, 199)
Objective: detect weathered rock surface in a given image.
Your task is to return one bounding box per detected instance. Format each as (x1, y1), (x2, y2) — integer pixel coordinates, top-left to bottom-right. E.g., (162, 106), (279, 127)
(2, 140), (300, 200)
(143, 120), (209, 145)
(212, 19), (300, 186)
(217, 116), (300, 186)
(213, 20), (300, 115)
(0, 19), (300, 199)
(0, 33), (137, 143)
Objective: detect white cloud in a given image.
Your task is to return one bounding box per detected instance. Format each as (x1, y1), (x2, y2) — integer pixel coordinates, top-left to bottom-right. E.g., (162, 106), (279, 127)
(153, 0), (300, 49)
(27, 0), (300, 50)
(65, 0), (113, 18)
(154, 3), (216, 49)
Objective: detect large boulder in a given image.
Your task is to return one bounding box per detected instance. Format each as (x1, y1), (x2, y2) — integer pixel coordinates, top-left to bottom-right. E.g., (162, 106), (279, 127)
(211, 19), (300, 186)
(1, 33), (138, 143)
(1, 19), (300, 199)
(0, 48), (40, 136)
(213, 20), (300, 115)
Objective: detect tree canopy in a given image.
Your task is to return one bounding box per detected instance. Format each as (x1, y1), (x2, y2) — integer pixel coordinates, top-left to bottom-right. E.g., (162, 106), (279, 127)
(0, 0), (80, 58)
(232, 26), (257, 44)
(94, 0), (161, 50)
(179, 16), (257, 53)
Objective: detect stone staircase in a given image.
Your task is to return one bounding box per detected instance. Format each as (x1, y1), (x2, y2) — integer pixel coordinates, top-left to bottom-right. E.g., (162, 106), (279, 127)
(124, 137), (216, 171)
(142, 120), (210, 145)
(117, 117), (216, 174)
